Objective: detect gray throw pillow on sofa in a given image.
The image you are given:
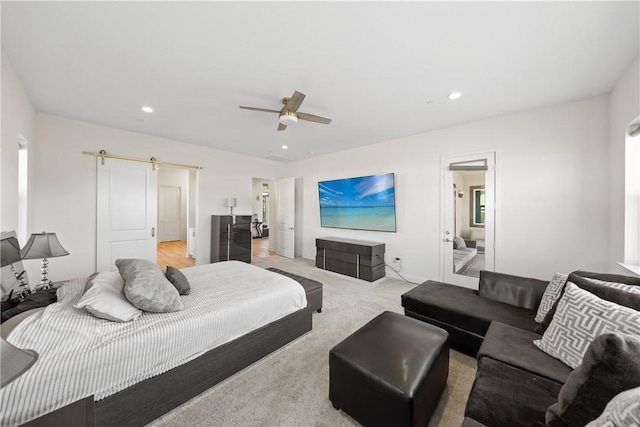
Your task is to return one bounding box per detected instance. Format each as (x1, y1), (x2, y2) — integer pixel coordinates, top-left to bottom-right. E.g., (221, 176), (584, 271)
(116, 259), (184, 313)
(165, 266), (191, 295)
(546, 333), (640, 427)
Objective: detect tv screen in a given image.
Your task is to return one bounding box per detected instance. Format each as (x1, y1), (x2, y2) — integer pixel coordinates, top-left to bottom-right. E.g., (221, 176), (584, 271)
(318, 173), (397, 232)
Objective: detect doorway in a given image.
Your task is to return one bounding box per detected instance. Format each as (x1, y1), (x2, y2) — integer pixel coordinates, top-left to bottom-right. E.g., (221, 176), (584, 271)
(157, 167), (197, 270)
(441, 152), (496, 289)
(252, 177), (276, 260)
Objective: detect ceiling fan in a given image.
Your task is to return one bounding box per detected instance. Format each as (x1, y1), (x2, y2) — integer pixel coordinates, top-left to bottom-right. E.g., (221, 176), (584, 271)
(239, 91), (332, 131)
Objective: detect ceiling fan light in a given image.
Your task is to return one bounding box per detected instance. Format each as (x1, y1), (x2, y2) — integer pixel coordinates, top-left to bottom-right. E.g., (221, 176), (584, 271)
(279, 112), (298, 126)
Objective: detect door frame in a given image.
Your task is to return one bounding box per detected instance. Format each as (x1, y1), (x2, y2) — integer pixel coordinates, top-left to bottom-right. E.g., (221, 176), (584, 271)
(440, 151), (497, 289)
(275, 177), (296, 259)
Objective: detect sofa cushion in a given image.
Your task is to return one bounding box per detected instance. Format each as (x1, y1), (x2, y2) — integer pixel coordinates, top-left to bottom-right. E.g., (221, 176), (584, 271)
(465, 357), (562, 427)
(546, 334), (640, 427)
(478, 271), (548, 310)
(402, 281), (538, 338)
(478, 322), (572, 385)
(534, 283), (640, 369)
(571, 270), (640, 286)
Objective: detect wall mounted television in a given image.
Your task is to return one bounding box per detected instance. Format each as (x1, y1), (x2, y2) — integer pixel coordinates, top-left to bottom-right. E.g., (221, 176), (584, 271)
(318, 173), (397, 232)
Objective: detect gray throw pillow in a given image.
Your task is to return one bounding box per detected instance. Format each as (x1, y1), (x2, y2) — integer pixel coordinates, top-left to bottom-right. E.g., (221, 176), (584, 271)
(116, 259), (184, 313)
(165, 266), (191, 295)
(546, 334), (640, 427)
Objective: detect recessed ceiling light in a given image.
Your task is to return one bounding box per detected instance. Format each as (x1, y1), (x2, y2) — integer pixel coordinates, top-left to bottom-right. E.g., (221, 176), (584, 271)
(448, 91), (462, 100)
(141, 106), (153, 113)
(308, 151), (315, 155)
(281, 145), (288, 150)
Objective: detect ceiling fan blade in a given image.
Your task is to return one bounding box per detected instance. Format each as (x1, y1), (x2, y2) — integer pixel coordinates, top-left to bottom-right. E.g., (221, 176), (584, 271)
(278, 123), (287, 131)
(239, 106), (281, 114)
(285, 91), (305, 112)
(297, 112), (332, 125)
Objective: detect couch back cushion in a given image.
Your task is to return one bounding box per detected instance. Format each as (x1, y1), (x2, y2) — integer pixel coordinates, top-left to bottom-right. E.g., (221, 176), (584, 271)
(478, 271), (548, 310)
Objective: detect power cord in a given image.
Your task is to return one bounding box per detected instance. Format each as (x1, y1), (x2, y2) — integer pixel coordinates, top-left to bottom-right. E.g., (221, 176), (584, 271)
(384, 262), (419, 284)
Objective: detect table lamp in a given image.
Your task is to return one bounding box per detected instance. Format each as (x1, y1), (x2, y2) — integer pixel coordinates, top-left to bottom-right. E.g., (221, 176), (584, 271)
(20, 232), (69, 291)
(1, 338), (38, 388)
(1, 235), (30, 299)
(226, 197), (237, 216)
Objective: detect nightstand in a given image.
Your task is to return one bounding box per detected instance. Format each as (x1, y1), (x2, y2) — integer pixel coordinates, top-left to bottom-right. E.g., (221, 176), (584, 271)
(20, 395), (95, 427)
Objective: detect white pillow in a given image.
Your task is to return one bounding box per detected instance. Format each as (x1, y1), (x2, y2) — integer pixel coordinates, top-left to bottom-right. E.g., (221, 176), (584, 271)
(582, 276), (640, 295)
(534, 272), (568, 323)
(74, 271), (143, 322)
(534, 283), (640, 369)
(586, 386), (640, 427)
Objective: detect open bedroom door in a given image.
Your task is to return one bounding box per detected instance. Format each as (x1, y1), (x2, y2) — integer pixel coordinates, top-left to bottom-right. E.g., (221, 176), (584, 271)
(275, 177), (295, 259)
(96, 158), (158, 271)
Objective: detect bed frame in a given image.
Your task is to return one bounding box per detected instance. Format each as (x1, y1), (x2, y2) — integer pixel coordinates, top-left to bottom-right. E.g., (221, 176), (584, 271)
(95, 305), (313, 427)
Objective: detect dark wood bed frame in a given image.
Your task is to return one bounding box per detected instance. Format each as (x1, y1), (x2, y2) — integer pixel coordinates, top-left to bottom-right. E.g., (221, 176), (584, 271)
(95, 305), (313, 427)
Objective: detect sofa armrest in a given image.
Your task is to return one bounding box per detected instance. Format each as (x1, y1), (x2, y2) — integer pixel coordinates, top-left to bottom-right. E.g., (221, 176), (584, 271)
(478, 271), (548, 310)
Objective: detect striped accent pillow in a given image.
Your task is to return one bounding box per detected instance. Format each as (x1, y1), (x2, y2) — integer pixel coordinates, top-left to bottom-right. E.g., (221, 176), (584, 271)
(534, 283), (640, 369)
(534, 273), (568, 323)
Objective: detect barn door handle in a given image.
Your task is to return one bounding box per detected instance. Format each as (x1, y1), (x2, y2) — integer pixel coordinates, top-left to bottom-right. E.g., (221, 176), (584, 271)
(152, 227), (155, 237)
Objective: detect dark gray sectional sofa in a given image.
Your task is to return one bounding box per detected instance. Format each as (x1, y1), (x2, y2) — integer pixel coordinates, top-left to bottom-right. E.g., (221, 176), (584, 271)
(401, 270), (640, 427)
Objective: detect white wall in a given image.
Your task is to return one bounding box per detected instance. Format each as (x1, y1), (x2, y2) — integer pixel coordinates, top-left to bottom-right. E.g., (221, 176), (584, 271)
(158, 167), (189, 241)
(290, 95), (611, 282)
(1, 49), (36, 239)
(608, 56), (640, 274)
(32, 113), (285, 281)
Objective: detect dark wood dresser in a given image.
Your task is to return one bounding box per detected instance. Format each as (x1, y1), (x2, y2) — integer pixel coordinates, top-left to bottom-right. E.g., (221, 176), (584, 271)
(315, 237), (385, 281)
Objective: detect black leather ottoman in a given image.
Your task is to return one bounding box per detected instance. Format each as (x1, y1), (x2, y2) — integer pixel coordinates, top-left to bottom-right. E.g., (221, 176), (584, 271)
(329, 311), (449, 427)
(267, 268), (323, 313)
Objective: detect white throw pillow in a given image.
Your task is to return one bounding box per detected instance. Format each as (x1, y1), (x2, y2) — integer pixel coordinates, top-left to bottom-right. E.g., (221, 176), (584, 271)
(534, 283), (640, 369)
(74, 271), (143, 322)
(582, 276), (640, 295)
(534, 273), (568, 323)
(586, 386), (640, 427)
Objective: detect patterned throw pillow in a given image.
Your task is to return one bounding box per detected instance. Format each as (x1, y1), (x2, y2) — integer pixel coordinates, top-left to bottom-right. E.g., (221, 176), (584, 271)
(586, 387), (640, 427)
(582, 277), (640, 295)
(534, 273), (568, 323)
(534, 283), (640, 369)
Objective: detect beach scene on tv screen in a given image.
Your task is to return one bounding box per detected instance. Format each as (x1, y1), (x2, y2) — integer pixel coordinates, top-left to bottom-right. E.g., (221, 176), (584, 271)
(318, 173), (397, 232)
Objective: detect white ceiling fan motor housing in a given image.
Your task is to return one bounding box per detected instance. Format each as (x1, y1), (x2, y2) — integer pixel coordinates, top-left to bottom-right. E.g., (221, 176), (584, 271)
(279, 111), (298, 126)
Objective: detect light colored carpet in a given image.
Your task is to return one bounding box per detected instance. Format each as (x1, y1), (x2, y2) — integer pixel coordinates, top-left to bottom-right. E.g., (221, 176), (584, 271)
(149, 257), (477, 427)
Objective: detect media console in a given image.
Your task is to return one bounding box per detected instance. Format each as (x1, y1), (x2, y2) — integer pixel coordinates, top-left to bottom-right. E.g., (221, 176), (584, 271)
(315, 237), (385, 281)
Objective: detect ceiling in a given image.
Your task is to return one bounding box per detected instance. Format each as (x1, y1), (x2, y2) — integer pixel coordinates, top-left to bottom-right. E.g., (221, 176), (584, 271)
(2, 1), (638, 162)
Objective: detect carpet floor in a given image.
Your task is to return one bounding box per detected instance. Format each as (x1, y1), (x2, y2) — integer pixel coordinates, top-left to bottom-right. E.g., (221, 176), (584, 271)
(149, 256), (477, 427)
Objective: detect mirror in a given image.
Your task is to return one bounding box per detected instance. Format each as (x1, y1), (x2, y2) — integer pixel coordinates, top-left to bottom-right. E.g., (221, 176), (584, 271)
(470, 186), (485, 227)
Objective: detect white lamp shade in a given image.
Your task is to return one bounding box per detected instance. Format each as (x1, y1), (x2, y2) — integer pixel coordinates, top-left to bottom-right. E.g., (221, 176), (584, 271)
(226, 197), (237, 208)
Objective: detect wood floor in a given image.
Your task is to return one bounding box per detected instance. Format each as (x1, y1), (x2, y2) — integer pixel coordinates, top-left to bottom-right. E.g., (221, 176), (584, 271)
(253, 237), (275, 258)
(158, 238), (275, 271)
(157, 241), (195, 270)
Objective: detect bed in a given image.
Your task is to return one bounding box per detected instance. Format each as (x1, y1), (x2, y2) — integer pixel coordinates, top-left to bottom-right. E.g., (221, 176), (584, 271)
(1, 261), (312, 427)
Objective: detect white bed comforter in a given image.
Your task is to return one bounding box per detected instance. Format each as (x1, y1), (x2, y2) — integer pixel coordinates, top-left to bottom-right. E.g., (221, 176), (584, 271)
(1, 261), (307, 426)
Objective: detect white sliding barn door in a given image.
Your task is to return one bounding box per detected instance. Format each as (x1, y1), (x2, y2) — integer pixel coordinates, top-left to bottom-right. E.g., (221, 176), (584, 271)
(97, 158), (158, 271)
(276, 177), (295, 259)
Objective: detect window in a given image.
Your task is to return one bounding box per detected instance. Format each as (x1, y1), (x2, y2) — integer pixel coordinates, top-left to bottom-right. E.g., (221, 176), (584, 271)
(18, 135), (28, 243)
(622, 117), (640, 274)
